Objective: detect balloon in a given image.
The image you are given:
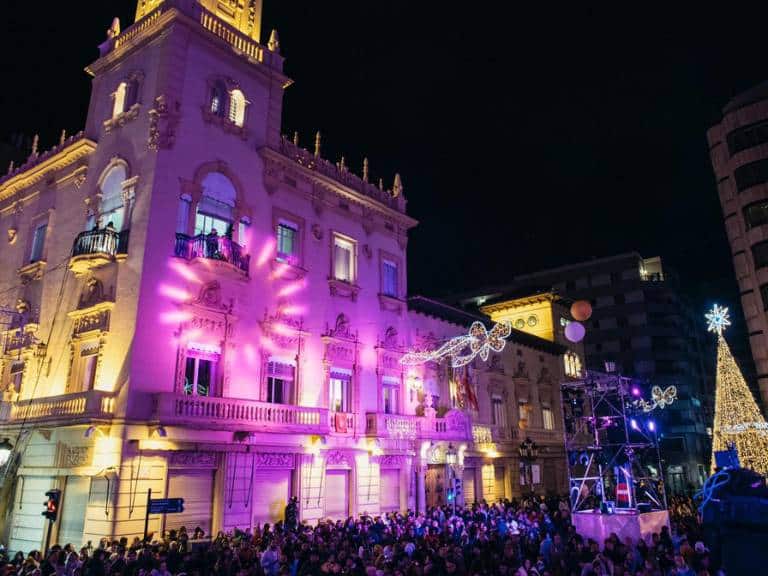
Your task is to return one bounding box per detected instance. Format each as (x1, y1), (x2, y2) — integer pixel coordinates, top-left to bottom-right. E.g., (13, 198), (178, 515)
(565, 321), (586, 343)
(570, 300), (593, 322)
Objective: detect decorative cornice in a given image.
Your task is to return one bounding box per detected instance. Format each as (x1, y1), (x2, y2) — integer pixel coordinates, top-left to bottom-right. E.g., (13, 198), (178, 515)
(0, 136), (97, 203)
(260, 146), (418, 228)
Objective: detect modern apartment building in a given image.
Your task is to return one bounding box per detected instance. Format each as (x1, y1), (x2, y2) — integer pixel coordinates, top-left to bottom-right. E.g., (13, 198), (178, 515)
(708, 81), (768, 413)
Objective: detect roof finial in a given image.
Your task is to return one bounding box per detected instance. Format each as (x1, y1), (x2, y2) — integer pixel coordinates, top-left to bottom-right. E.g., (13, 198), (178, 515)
(59, 129), (67, 146)
(30, 134), (39, 158)
(268, 29), (280, 53)
(363, 158), (369, 183)
(7, 160), (14, 175)
(292, 131), (299, 146)
(107, 17), (121, 40)
(339, 156), (346, 172)
(378, 178), (384, 190)
(392, 173), (403, 197)
(314, 131), (321, 157)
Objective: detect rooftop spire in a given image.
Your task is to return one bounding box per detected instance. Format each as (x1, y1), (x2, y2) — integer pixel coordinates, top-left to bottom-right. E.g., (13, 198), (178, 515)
(107, 17), (121, 39)
(30, 134), (39, 159)
(268, 29), (280, 53)
(59, 130), (67, 146)
(314, 131), (321, 157)
(392, 173), (403, 197)
(363, 158), (369, 183)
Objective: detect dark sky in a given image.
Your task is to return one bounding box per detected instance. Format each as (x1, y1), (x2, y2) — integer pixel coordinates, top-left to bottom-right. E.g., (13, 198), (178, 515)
(1, 2), (766, 331)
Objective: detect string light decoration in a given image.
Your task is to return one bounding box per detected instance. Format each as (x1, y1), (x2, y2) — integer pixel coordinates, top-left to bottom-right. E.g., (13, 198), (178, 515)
(707, 304), (768, 475)
(636, 385), (678, 412)
(401, 321), (512, 368)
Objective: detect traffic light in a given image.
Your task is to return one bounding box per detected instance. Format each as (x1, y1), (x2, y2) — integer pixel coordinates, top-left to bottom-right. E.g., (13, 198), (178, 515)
(42, 489), (60, 522)
(454, 477), (462, 500)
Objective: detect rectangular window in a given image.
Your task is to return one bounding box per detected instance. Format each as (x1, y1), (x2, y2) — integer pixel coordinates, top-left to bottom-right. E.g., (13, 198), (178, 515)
(330, 369), (351, 412)
(753, 240), (768, 269)
(745, 200), (768, 229)
(184, 350), (218, 397)
(194, 212), (230, 237)
(73, 341), (100, 392)
(266, 360), (294, 404)
(492, 396), (506, 428)
(30, 223), (47, 263)
(276, 222), (298, 264)
(735, 158), (768, 192)
(333, 236), (355, 282)
(382, 377), (399, 414)
(9, 361), (24, 394)
(382, 259), (398, 297)
(518, 401), (529, 424)
(542, 407), (555, 430)
(176, 197), (191, 235)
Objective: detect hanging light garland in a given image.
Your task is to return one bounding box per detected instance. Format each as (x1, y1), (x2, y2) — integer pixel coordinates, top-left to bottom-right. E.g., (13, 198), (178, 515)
(401, 321), (512, 368)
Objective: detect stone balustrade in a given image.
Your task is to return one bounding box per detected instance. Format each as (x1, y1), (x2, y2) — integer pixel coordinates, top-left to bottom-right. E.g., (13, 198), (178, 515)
(365, 410), (472, 441)
(2, 390), (115, 423)
(155, 393), (328, 433)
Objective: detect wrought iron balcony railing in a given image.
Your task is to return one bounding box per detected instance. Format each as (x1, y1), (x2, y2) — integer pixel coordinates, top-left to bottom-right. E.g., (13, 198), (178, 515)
(174, 233), (250, 275)
(72, 229), (130, 257)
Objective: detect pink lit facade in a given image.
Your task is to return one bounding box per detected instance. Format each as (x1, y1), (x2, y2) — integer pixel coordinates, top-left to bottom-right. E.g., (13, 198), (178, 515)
(0, 0), (569, 551)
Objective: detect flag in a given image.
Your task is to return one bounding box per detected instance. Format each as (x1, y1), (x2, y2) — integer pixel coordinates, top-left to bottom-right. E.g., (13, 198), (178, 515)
(463, 366), (479, 411)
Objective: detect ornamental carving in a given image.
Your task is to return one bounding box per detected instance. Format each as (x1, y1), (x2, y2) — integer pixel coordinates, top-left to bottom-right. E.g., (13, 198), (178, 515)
(169, 451), (217, 467)
(254, 452), (295, 468)
(311, 224), (323, 241)
(73, 310), (110, 335)
(488, 354), (505, 374)
(383, 327), (398, 349)
(60, 445), (92, 468)
(260, 309), (304, 349)
(148, 95), (180, 150)
(378, 454), (405, 468)
(329, 314), (353, 340)
(324, 450), (350, 467)
(79, 278), (113, 310)
(194, 280), (232, 311)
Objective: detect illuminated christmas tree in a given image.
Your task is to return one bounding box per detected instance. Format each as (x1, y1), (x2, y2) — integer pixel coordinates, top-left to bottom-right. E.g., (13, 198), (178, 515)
(706, 305), (768, 476)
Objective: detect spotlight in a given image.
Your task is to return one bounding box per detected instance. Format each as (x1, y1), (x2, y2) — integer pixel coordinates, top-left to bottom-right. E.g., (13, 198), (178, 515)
(630, 419), (639, 431)
(632, 387), (641, 397)
(648, 421), (656, 432)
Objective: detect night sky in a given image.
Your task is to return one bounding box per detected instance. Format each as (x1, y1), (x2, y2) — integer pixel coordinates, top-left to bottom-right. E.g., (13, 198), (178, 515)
(2, 2), (767, 357)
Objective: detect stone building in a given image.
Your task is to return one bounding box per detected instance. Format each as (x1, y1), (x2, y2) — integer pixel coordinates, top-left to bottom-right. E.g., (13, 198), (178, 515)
(0, 0), (573, 551)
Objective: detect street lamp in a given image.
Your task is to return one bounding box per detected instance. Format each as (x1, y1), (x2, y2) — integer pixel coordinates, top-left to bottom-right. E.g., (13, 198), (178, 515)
(446, 443), (458, 516)
(518, 437), (539, 497)
(0, 438), (13, 467)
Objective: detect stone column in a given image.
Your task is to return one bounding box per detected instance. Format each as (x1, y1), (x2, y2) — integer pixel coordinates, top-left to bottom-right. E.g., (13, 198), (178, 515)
(415, 462), (426, 514)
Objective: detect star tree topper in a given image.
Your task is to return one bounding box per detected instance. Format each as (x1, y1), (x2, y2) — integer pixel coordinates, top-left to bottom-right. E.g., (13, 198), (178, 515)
(706, 304), (731, 336)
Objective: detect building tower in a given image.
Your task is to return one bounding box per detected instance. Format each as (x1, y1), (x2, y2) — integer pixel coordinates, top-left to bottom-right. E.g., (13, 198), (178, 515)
(708, 82), (768, 413)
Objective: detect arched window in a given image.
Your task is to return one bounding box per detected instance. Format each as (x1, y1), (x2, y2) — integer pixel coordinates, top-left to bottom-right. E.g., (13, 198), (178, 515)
(195, 172), (236, 237)
(112, 82), (127, 118)
(229, 89), (246, 127)
(99, 164), (127, 231)
(210, 81), (227, 117)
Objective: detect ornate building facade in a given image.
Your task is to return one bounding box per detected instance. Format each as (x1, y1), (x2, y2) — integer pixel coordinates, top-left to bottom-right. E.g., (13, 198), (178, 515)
(0, 0), (574, 551)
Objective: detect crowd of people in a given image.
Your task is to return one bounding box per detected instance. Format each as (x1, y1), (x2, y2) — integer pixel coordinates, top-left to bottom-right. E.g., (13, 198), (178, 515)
(0, 495), (721, 576)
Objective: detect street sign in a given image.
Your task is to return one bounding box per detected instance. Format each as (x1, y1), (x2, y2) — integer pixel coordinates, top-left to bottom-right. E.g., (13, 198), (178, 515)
(148, 497), (185, 514)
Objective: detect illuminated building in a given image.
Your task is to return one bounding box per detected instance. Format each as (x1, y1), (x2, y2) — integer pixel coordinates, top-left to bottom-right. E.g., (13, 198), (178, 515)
(708, 83), (768, 414)
(0, 1), (569, 549)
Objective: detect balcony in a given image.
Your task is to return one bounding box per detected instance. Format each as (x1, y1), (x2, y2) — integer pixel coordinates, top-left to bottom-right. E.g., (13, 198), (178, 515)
(69, 229), (129, 276)
(174, 233), (250, 275)
(365, 410), (472, 441)
(155, 393), (327, 434)
(0, 390), (116, 424)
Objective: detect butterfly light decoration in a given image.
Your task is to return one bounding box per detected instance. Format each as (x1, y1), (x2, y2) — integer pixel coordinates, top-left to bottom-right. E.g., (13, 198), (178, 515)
(636, 385), (677, 412)
(401, 321), (512, 368)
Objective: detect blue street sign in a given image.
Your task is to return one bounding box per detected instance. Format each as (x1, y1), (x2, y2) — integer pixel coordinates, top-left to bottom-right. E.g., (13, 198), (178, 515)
(148, 498), (185, 514)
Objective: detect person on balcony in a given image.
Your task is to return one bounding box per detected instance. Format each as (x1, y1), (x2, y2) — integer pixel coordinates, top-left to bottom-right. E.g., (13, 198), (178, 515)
(205, 228), (219, 259)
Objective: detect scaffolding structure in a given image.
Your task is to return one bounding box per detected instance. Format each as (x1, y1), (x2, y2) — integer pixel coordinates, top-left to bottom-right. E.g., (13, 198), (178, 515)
(561, 370), (667, 514)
